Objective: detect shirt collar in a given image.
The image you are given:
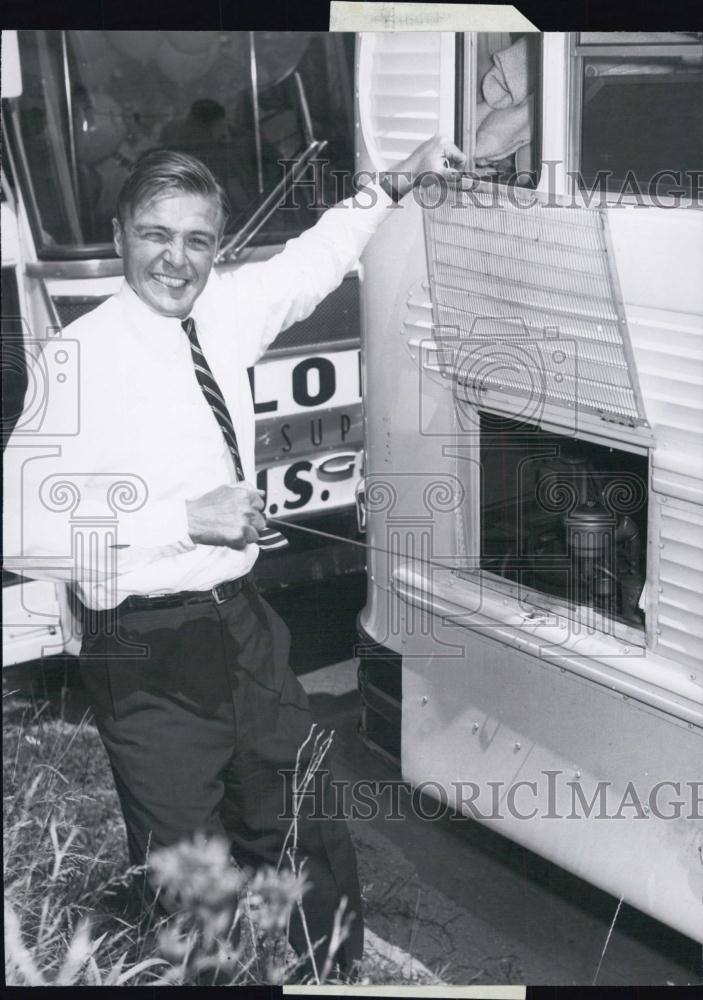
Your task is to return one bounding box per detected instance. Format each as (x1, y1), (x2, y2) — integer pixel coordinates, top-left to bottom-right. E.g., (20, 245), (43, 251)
(116, 280), (194, 334)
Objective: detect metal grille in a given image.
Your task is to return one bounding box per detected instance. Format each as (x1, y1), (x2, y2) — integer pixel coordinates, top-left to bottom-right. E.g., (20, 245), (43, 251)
(269, 275), (359, 352)
(422, 182), (648, 427)
(53, 296), (109, 327)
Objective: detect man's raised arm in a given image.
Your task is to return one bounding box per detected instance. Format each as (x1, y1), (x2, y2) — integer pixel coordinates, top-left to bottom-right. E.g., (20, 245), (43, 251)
(220, 135), (466, 366)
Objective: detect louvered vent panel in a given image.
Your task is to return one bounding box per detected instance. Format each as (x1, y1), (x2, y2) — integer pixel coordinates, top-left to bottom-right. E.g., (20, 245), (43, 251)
(628, 316), (703, 488)
(655, 497), (703, 670)
(422, 183), (649, 428)
(359, 32), (447, 168)
(402, 284), (434, 344)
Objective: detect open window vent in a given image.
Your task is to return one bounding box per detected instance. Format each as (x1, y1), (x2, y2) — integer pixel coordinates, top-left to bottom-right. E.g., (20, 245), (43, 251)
(422, 181), (650, 432)
(357, 32), (455, 171)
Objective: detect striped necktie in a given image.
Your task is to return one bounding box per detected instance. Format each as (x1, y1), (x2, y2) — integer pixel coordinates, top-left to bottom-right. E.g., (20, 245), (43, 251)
(182, 317), (286, 550)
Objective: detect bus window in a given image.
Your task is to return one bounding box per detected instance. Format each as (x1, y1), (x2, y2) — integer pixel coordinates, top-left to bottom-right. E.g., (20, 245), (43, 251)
(573, 32), (703, 199)
(12, 31), (354, 256)
(464, 32), (541, 188)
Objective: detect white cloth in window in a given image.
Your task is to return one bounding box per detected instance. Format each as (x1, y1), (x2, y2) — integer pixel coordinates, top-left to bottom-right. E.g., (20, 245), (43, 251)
(475, 95), (533, 165)
(482, 36), (530, 110)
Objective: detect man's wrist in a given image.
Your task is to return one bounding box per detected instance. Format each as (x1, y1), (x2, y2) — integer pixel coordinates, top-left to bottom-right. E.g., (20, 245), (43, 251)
(379, 171), (411, 204)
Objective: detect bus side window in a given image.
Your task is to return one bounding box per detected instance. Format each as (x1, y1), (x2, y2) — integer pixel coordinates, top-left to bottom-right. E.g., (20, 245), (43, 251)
(12, 31), (355, 255)
(466, 32), (542, 189)
(572, 32), (703, 200)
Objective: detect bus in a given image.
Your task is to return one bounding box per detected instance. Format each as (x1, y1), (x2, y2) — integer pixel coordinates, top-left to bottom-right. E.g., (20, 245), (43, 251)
(2, 29), (365, 665)
(354, 30), (702, 942)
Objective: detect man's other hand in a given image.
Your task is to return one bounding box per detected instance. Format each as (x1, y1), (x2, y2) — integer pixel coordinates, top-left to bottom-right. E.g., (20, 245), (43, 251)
(186, 483), (266, 549)
(385, 134), (467, 201)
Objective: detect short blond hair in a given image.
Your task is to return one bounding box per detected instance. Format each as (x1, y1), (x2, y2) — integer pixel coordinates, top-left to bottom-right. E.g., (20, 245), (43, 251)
(116, 149), (229, 231)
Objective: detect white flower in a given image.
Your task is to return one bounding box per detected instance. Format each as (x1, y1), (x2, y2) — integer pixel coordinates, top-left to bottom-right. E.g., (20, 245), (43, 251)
(149, 835), (247, 912)
(247, 867), (309, 931)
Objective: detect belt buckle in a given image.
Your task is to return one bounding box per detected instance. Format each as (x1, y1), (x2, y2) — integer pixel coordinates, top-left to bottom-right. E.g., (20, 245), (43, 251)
(211, 582), (228, 605)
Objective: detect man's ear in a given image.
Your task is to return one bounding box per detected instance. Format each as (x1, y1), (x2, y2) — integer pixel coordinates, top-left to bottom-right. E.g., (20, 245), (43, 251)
(112, 218), (124, 257)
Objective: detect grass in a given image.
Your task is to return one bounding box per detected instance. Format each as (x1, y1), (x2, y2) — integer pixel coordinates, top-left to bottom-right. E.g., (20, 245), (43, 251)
(3, 694), (160, 985)
(2, 683), (354, 986)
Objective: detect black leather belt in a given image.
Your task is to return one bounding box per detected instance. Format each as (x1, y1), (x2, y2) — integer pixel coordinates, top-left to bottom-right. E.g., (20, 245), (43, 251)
(119, 576), (248, 613)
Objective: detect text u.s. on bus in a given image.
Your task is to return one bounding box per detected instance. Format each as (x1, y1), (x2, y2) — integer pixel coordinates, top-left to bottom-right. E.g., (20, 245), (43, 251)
(2, 30), (702, 943)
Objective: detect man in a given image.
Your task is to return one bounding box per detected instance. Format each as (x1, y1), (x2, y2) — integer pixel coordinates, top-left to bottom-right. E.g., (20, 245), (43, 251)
(4, 135), (465, 977)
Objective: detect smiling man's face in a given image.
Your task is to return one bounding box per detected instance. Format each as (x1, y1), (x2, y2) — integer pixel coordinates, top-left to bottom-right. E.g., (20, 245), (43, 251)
(113, 190), (223, 319)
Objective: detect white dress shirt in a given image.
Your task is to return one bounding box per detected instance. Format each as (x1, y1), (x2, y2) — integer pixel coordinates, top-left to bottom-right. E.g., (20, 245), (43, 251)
(4, 183), (394, 610)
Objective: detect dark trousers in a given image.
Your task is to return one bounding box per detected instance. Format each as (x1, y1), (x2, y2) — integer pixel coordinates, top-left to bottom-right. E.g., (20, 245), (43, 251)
(78, 579), (363, 974)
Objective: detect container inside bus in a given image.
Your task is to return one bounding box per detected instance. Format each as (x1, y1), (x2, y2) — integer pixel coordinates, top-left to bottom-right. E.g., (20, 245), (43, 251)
(478, 411), (648, 632)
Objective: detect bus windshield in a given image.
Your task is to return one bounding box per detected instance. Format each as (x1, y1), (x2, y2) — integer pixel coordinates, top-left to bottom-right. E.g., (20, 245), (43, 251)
(11, 30), (354, 257)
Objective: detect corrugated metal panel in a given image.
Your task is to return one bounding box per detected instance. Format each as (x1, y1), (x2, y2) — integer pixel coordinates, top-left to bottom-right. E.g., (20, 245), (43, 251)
(422, 182), (649, 429)
(358, 32), (448, 168)
(627, 310), (703, 496)
(401, 282), (434, 349)
(653, 496), (703, 671)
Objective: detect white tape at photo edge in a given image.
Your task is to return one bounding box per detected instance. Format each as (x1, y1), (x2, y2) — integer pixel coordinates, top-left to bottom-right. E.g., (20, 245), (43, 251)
(329, 2), (538, 32)
(283, 985), (527, 998)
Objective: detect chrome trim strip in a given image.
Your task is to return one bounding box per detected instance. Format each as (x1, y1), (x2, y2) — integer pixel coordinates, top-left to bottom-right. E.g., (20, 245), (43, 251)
(263, 336), (359, 359)
(393, 566), (702, 727)
(574, 43), (703, 58)
(568, 33), (582, 197)
(462, 33), (477, 167)
(469, 567), (646, 648)
(26, 258), (124, 280)
(61, 30), (79, 203)
(599, 208), (652, 429)
(249, 31), (264, 195)
(216, 139), (327, 262)
(4, 107), (44, 257)
(293, 70), (314, 147)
